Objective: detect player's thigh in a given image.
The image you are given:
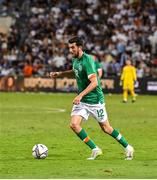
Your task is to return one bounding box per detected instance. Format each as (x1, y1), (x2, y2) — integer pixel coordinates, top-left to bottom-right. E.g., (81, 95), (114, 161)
(128, 85), (134, 91)
(70, 115), (83, 126)
(123, 83), (129, 90)
(71, 103), (89, 121)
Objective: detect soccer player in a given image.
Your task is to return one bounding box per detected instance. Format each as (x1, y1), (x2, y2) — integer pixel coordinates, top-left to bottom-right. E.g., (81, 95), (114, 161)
(50, 36), (134, 160)
(120, 59), (137, 103)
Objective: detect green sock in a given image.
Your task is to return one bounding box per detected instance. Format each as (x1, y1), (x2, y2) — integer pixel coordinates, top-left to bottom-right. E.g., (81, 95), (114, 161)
(111, 129), (128, 148)
(77, 129), (97, 149)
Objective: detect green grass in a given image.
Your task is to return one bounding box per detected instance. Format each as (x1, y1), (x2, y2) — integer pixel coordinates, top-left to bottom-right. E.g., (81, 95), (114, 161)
(0, 92), (157, 178)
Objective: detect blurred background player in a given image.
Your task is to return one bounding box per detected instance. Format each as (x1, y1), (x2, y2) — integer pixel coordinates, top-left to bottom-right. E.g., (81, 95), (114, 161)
(120, 59), (137, 103)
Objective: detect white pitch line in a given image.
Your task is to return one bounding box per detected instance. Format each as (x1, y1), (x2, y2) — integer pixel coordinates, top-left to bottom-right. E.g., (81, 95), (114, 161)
(1, 107), (66, 113)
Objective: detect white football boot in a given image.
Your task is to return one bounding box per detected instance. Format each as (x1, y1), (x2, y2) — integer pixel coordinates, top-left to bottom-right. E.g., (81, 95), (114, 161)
(125, 145), (134, 160)
(87, 147), (102, 160)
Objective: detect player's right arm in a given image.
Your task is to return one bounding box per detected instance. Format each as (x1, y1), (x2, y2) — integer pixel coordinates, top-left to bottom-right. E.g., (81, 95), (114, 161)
(50, 70), (75, 78)
(120, 67), (125, 81)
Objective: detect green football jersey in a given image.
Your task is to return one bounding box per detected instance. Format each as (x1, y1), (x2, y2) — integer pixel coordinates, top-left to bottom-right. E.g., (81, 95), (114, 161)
(90, 54), (102, 71)
(94, 59), (102, 71)
(72, 52), (104, 104)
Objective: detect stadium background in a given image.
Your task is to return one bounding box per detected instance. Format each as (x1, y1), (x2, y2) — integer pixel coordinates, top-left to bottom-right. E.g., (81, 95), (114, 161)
(1, 0), (157, 179)
(0, 0), (157, 94)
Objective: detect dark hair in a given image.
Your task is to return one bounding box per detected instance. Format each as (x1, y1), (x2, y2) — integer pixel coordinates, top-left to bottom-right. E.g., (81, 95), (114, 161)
(68, 36), (84, 47)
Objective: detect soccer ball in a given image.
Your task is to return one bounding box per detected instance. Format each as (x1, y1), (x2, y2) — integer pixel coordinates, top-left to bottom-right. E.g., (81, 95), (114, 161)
(32, 144), (48, 159)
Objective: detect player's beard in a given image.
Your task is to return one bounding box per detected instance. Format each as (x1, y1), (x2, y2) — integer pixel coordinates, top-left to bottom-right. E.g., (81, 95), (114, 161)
(73, 48), (80, 58)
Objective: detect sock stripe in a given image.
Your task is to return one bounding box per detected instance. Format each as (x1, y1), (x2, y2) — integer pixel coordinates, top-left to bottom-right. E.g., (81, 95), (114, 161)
(116, 134), (122, 140)
(77, 129), (97, 149)
(83, 137), (90, 143)
(111, 129), (128, 148)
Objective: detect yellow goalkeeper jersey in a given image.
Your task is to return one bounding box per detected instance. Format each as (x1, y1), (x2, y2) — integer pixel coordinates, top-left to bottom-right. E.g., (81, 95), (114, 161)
(121, 65), (137, 84)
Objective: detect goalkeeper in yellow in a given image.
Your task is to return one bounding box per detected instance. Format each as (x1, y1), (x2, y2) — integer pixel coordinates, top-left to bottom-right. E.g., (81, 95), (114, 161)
(120, 59), (137, 103)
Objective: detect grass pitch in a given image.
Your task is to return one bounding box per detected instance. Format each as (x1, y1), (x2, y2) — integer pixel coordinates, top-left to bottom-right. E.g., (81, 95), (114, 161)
(0, 92), (157, 178)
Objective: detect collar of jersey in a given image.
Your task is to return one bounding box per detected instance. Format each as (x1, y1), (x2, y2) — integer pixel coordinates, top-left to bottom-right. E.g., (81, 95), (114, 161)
(76, 52), (85, 61)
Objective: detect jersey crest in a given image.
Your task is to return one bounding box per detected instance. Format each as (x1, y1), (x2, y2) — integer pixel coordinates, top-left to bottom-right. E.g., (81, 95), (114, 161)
(74, 69), (79, 78)
(78, 64), (82, 71)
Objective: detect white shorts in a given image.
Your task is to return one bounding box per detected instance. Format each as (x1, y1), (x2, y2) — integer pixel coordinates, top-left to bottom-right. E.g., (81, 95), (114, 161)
(71, 102), (108, 123)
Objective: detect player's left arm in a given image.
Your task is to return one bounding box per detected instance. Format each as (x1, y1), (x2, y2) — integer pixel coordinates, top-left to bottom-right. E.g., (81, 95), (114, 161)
(133, 67), (137, 81)
(98, 68), (103, 78)
(95, 60), (103, 78)
(73, 74), (98, 105)
(134, 68), (137, 81)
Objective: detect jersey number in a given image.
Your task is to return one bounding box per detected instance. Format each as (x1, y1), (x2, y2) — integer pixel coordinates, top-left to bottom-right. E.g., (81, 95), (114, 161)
(97, 109), (104, 118)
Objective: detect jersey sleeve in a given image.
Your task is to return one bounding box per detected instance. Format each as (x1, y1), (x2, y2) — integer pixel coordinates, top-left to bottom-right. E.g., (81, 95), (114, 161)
(84, 55), (97, 78)
(95, 60), (102, 69)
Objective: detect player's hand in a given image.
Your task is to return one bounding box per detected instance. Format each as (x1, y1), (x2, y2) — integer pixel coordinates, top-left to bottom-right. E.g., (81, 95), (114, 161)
(73, 95), (83, 105)
(119, 81), (123, 86)
(50, 72), (61, 78)
(134, 80), (138, 86)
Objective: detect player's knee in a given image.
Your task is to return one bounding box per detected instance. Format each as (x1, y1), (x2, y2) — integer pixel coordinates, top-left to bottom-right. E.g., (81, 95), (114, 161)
(100, 124), (113, 134)
(70, 122), (79, 131)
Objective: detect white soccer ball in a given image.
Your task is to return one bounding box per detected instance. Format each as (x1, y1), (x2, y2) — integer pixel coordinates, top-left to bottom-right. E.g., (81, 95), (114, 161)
(32, 144), (48, 159)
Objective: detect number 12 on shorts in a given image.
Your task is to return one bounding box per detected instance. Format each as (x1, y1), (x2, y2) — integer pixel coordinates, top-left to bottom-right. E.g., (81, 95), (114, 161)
(97, 109), (104, 118)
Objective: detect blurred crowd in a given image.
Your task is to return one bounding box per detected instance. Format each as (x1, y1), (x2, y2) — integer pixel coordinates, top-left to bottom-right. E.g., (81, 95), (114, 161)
(0, 0), (157, 78)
